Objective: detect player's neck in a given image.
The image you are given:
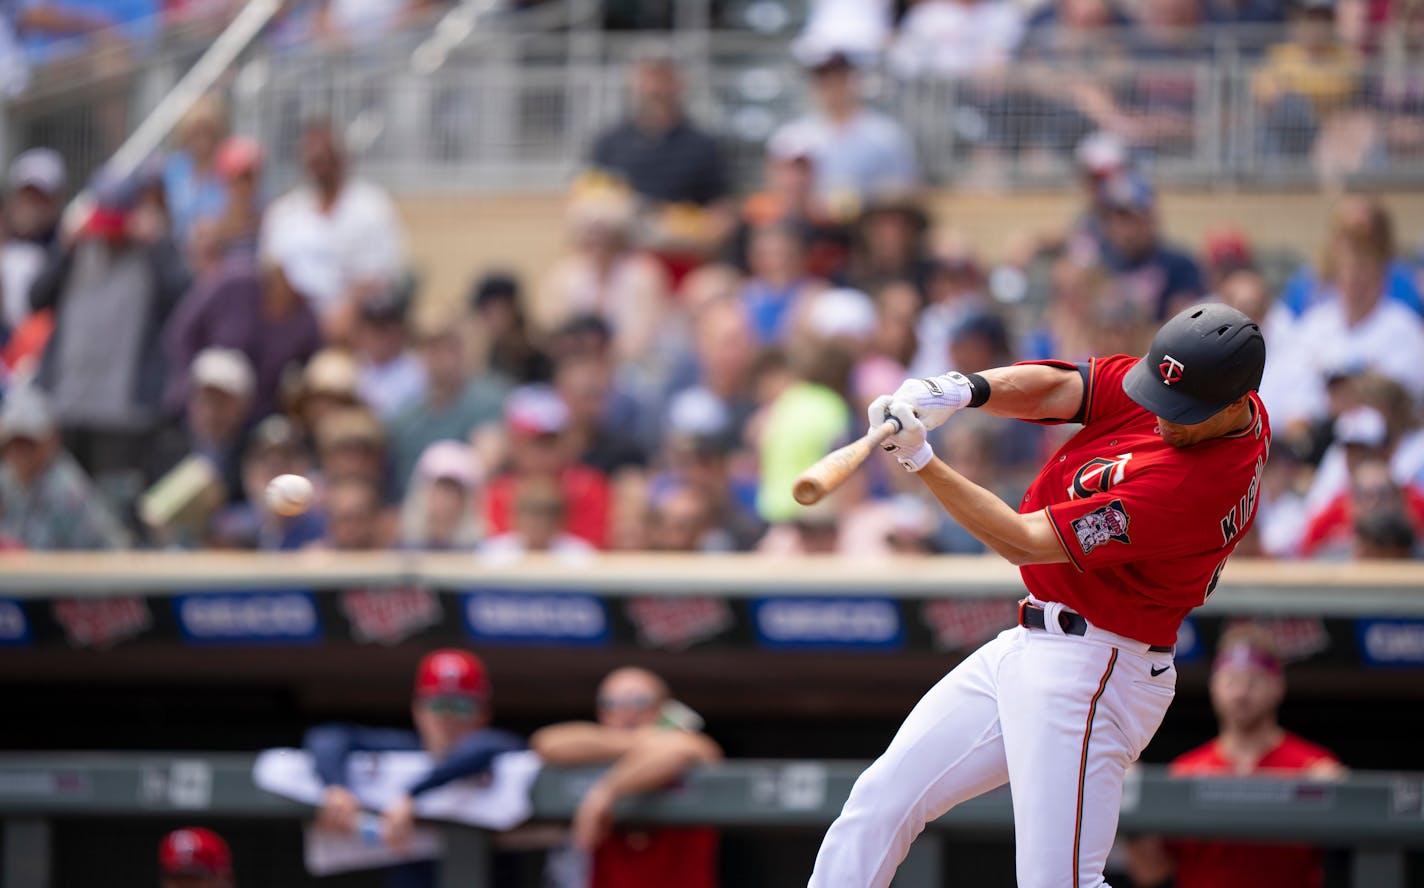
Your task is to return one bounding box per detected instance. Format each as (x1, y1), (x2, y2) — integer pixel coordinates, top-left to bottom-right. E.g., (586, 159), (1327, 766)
(1211, 399), (1255, 441)
(1217, 723), (1284, 772)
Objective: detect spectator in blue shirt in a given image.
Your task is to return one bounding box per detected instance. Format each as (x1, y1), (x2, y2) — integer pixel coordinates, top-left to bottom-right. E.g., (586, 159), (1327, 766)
(1097, 171), (1205, 320)
(304, 648), (524, 888)
(22, 0), (156, 63)
(164, 95), (230, 246)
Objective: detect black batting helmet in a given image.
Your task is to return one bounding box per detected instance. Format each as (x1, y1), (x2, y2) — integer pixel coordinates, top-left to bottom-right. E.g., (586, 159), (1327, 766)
(1122, 303), (1266, 424)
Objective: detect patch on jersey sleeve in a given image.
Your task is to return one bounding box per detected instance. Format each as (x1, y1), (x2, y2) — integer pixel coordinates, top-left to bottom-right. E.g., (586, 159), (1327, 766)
(1071, 500), (1131, 554)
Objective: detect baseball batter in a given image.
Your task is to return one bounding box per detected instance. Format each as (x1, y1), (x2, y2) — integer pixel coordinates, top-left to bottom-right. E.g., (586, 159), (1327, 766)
(809, 304), (1269, 888)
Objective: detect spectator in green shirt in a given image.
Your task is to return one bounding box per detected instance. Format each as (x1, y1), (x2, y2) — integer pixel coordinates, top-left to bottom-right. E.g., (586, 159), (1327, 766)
(0, 386), (129, 549)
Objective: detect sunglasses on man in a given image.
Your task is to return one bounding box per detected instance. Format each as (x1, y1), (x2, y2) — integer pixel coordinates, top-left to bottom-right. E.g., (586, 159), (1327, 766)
(597, 694), (658, 713)
(422, 696), (482, 718)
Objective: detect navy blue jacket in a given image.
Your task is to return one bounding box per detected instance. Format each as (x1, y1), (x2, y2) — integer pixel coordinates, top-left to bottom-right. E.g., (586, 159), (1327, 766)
(303, 723), (526, 797)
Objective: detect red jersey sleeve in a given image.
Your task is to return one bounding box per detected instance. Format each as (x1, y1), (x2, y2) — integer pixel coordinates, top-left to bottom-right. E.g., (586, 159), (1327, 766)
(1080, 354), (1143, 426)
(1011, 354), (1141, 426)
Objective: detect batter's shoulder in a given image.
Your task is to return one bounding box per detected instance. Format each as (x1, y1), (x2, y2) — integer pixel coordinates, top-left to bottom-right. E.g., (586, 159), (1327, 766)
(1082, 354), (1147, 425)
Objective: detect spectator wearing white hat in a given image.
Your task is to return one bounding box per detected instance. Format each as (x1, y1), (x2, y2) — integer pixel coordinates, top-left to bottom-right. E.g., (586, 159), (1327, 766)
(5, 147), (65, 247)
(1, 148), (66, 334)
(796, 0), (894, 65)
(399, 440), (484, 551)
(0, 386), (128, 549)
(153, 348), (257, 504)
(483, 384), (611, 549)
(888, 0), (1025, 78)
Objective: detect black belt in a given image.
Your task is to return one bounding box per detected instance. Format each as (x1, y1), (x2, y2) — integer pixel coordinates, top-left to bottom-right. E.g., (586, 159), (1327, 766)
(1018, 600), (1173, 653)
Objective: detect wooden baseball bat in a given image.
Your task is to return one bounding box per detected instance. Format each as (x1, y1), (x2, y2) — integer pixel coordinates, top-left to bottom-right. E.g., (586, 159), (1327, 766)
(792, 417), (903, 506)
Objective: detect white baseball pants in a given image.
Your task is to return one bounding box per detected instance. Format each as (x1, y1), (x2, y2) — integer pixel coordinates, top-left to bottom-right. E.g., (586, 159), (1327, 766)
(809, 609), (1175, 888)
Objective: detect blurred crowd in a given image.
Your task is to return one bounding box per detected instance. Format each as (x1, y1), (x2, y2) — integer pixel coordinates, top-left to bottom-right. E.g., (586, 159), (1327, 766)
(7, 0), (1424, 186)
(0, 35), (1422, 562)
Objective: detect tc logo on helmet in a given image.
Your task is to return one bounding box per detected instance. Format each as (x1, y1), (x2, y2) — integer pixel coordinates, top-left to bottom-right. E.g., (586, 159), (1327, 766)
(1159, 354), (1185, 386)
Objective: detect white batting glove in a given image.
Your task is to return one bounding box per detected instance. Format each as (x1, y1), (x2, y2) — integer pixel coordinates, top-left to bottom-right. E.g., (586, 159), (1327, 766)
(874, 399), (934, 472)
(867, 373), (975, 434)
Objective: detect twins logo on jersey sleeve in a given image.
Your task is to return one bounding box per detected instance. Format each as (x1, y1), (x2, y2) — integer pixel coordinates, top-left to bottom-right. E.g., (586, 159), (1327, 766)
(1072, 500), (1131, 554)
(1069, 453), (1133, 500)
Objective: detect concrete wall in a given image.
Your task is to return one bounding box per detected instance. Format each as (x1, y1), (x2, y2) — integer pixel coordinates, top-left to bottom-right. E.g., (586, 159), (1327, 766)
(395, 189), (1424, 316)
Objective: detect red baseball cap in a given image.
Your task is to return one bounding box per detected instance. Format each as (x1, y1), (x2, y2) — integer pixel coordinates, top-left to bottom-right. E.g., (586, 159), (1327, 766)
(215, 136), (264, 179)
(159, 827), (232, 877)
(414, 649), (490, 699)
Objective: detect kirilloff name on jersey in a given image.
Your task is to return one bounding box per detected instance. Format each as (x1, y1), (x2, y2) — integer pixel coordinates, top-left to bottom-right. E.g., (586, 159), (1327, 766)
(1069, 453), (1133, 499)
(1219, 455), (1265, 545)
(1072, 499), (1131, 554)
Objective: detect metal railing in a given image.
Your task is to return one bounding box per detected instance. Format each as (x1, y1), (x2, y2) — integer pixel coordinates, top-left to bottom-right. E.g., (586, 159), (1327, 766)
(0, 753), (1419, 888)
(7, 18), (1424, 191)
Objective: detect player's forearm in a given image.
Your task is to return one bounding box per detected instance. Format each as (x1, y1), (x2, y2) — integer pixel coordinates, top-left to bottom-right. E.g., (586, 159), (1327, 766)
(917, 458), (1067, 566)
(530, 723), (643, 765)
(974, 364), (1083, 423)
(592, 732), (722, 801)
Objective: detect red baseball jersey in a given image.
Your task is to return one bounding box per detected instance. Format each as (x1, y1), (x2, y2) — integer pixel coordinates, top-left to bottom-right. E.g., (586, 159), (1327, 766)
(1166, 732), (1340, 888)
(1019, 354), (1270, 647)
(593, 826), (718, 888)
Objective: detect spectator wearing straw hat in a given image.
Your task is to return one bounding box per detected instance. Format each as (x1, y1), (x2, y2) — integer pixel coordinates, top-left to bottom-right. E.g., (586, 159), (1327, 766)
(314, 405), (390, 497)
(294, 348), (362, 436)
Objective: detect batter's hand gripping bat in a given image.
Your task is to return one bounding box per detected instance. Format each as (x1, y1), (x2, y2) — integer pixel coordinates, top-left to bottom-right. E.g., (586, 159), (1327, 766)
(791, 416), (903, 506)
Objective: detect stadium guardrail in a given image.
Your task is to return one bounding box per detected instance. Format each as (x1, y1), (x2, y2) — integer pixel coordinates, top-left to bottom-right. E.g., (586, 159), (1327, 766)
(0, 753), (1419, 888)
(1, 552), (1422, 612)
(9, 18), (1424, 192)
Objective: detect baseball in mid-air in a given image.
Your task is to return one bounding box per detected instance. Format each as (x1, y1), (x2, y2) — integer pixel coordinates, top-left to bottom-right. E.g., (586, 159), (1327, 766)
(265, 474), (315, 517)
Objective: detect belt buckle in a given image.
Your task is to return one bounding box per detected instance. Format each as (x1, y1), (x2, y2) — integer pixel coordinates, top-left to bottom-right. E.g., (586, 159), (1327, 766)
(1017, 597), (1029, 629)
